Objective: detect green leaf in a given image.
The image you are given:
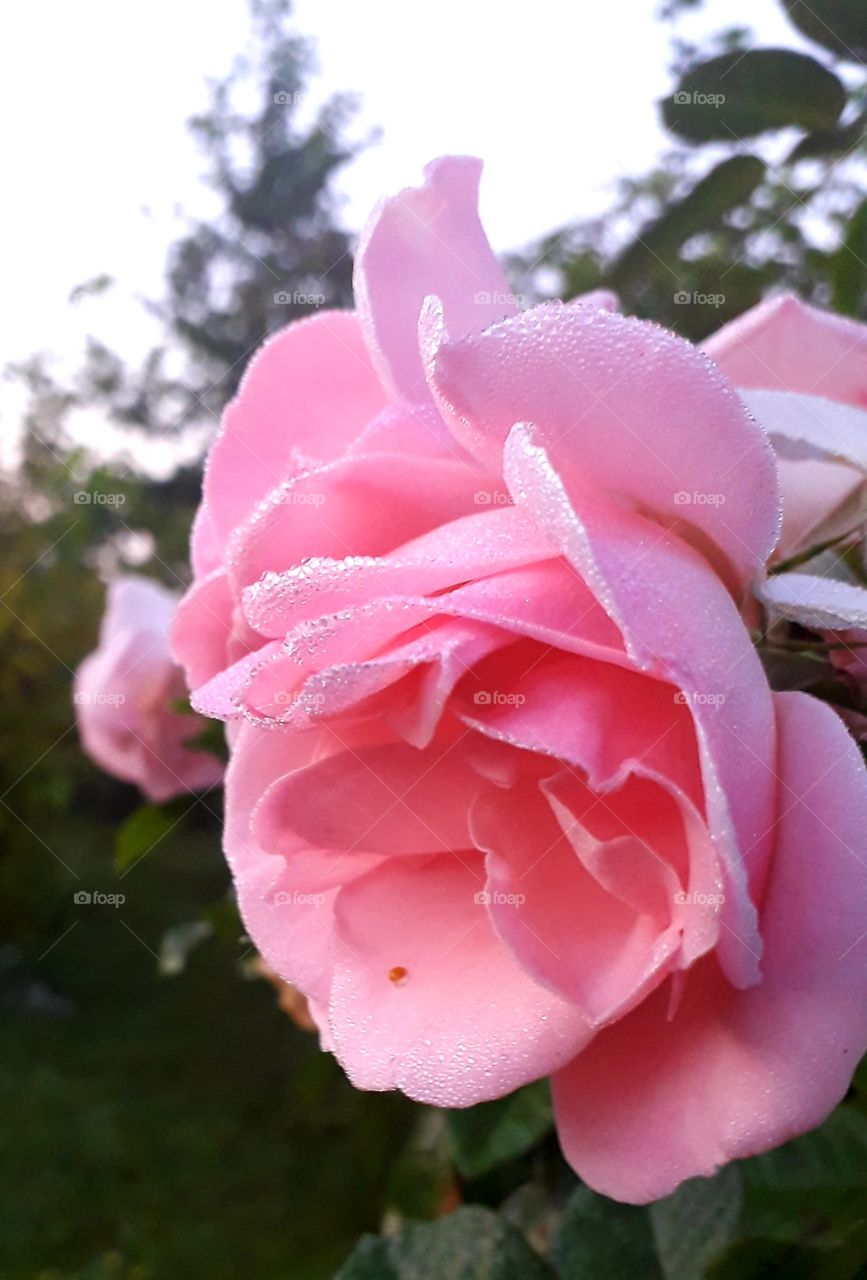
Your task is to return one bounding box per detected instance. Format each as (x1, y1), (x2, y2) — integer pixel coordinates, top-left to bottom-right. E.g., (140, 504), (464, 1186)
(609, 156), (766, 288)
(388, 1112), (456, 1222)
(662, 50), (846, 142)
(832, 195), (867, 315)
(787, 112), (867, 162)
(650, 1166), (743, 1280)
(445, 1080), (554, 1180)
(782, 1), (867, 64)
(336, 1206), (555, 1279)
(114, 803), (182, 873)
(742, 1107), (867, 1193)
(738, 1108), (867, 1249)
(549, 1187), (662, 1280)
(705, 1239), (828, 1279)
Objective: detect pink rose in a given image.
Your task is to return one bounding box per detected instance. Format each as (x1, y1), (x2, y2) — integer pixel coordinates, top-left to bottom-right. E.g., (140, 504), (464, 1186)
(708, 301), (867, 692)
(173, 158), (867, 1203)
(75, 576), (223, 803)
(705, 296), (867, 560)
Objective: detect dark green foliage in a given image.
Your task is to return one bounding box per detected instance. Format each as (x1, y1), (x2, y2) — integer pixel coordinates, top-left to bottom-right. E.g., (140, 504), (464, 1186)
(663, 50), (845, 142)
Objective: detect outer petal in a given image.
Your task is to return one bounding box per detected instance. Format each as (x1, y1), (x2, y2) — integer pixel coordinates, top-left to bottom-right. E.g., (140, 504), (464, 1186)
(222, 721), (336, 1015)
(218, 558), (625, 730)
(228, 452), (484, 595)
(328, 856), (592, 1105)
(760, 571), (867, 631)
(738, 388), (867, 558)
(203, 311), (387, 542)
(741, 389), (867, 472)
(170, 568), (236, 691)
(241, 505), (554, 640)
(705, 294), (867, 407)
(425, 301), (779, 589)
(775, 457), (863, 560)
(504, 424), (775, 986)
(354, 156), (519, 401)
(552, 691), (867, 1204)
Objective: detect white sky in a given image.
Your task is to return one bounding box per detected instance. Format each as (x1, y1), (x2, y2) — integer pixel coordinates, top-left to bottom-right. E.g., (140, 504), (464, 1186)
(0, 0), (807, 449)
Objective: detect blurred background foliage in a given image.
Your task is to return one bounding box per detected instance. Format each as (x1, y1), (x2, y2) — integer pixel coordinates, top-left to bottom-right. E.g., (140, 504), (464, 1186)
(514, 0), (867, 340)
(5, 0), (867, 1275)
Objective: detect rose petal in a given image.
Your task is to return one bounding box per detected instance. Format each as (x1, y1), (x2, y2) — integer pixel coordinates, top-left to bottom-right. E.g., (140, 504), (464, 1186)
(425, 301), (779, 588)
(760, 571), (867, 631)
(504, 424), (774, 987)
(705, 294), (867, 408)
(470, 779), (681, 1027)
(552, 691), (867, 1203)
(328, 855), (592, 1105)
(204, 311), (387, 542)
(241, 504), (554, 640)
(354, 156), (518, 401)
(228, 452), (483, 593)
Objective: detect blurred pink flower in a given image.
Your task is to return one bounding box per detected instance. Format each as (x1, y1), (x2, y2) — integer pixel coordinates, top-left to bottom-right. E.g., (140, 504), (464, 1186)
(706, 296), (867, 560)
(75, 576), (223, 803)
(173, 158), (867, 1203)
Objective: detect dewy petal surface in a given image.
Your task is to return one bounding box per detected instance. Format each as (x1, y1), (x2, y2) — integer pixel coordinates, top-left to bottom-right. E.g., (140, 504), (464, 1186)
(354, 156), (519, 401)
(426, 301), (779, 589)
(705, 294), (867, 407)
(204, 311), (387, 543)
(328, 856), (593, 1106)
(552, 692), (867, 1204)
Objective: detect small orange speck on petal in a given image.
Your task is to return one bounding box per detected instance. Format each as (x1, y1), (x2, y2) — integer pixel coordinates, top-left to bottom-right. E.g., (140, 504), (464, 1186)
(389, 965), (408, 986)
